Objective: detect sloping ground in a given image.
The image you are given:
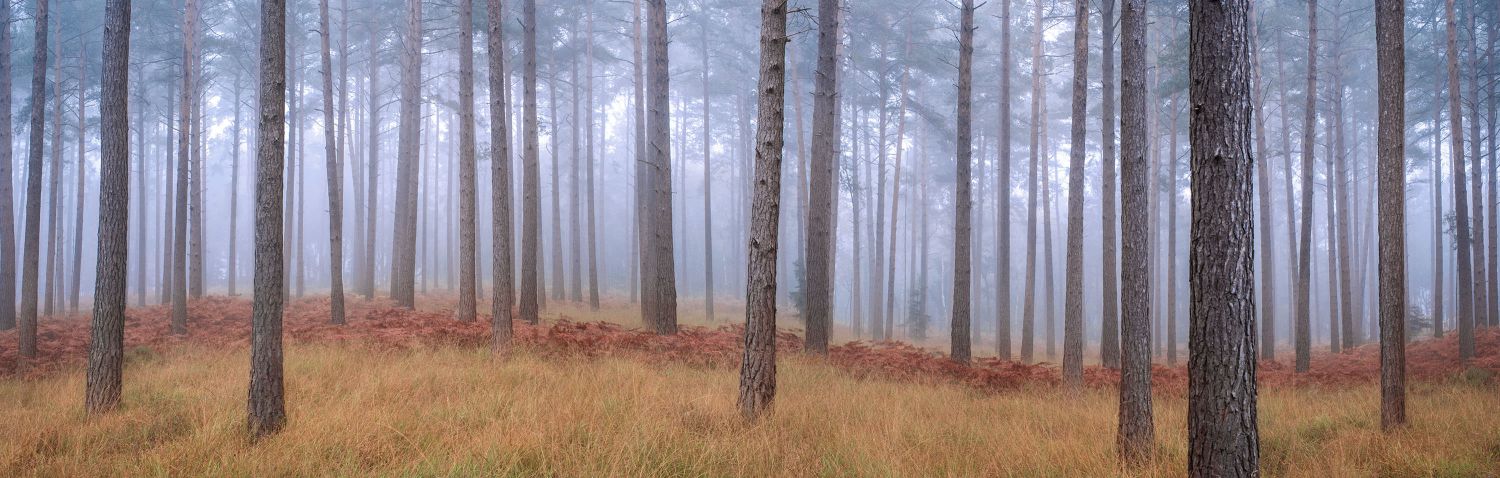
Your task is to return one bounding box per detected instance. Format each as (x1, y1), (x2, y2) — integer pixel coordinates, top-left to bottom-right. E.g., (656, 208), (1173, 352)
(2, 296), (1497, 394)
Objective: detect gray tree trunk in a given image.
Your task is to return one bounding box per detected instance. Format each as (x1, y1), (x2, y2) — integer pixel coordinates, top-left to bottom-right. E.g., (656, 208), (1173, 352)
(1061, 0), (1089, 387)
(1444, 0), (1475, 359)
(1116, 0), (1154, 462)
(488, 0), (514, 350)
(456, 0), (477, 323)
(388, 0), (423, 308)
(363, 24), (380, 299)
(18, 0), (47, 358)
(172, 1), (195, 334)
(949, 0), (975, 364)
(0, 0), (15, 332)
(1099, 0), (1119, 369)
(1186, 0), (1259, 473)
(519, 0), (541, 325)
(1374, 0), (1406, 431)
(1020, 0), (1043, 364)
(646, 0), (678, 334)
(803, 0), (841, 352)
(249, 0), (289, 439)
(86, 0), (131, 414)
(585, 4), (599, 310)
(1295, 0), (1320, 372)
(701, 15), (715, 322)
(320, 0), (347, 325)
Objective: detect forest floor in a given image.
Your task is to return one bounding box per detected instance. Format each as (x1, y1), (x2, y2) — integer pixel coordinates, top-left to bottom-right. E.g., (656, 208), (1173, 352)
(1, 295), (1498, 476)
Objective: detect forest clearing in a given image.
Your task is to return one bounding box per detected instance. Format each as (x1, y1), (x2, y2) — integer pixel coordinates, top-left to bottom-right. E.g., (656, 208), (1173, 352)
(2, 297), (1498, 476)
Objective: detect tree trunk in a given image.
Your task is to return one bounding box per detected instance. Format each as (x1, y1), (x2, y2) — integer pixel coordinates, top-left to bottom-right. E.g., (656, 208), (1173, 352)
(701, 14), (715, 322)
(1186, 1), (1259, 473)
(68, 52), (86, 314)
(1165, 95), (1179, 366)
(249, 0), (289, 439)
(738, 0), (788, 420)
(1445, 0), (1475, 360)
(44, 61), (62, 318)
(1488, 3), (1499, 330)
(320, 0), (347, 325)
(388, 0), (422, 308)
(1433, 92), (1445, 338)
(803, 0), (841, 352)
(454, 0), (477, 323)
(1375, 0), (1406, 431)
(568, 47), (582, 304)
(1275, 31), (1297, 357)
(548, 63), (563, 302)
(488, 0), (514, 350)
(159, 78), (174, 306)
(886, 32), (911, 344)
(1099, 0), (1119, 369)
(85, 0), (131, 414)
(18, 0), (47, 357)
(363, 24), (380, 299)
(1467, 7), (1487, 332)
(1295, 0), (1320, 372)
(1061, 0), (1089, 387)
(1116, 0), (1154, 462)
(172, 1), (195, 334)
(229, 74), (241, 297)
(0, 0), (15, 332)
(646, 0), (678, 334)
(1250, 2), (1276, 361)
(519, 0), (541, 325)
(1020, 0), (1043, 364)
(585, 3), (599, 311)
(949, 0), (975, 364)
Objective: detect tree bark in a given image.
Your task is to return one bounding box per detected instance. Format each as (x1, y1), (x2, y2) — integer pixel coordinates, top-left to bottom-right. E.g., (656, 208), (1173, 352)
(0, 0), (15, 332)
(320, 0), (347, 325)
(1186, 0), (1259, 474)
(455, 0), (477, 323)
(739, 0), (788, 420)
(388, 0), (423, 308)
(886, 31), (911, 343)
(1061, 0), (1089, 387)
(803, 0), (841, 353)
(1116, 0), (1154, 462)
(86, 0), (131, 414)
(229, 74), (242, 297)
(646, 0), (678, 334)
(1445, 0), (1476, 360)
(44, 60), (61, 318)
(172, 0), (195, 334)
(701, 12), (715, 322)
(1374, 0), (1406, 431)
(249, 0), (289, 439)
(1250, 2), (1277, 361)
(949, 0), (975, 364)
(585, 3), (599, 311)
(18, 0), (47, 358)
(68, 52), (86, 314)
(488, 0), (514, 351)
(1020, 0), (1043, 364)
(1295, 0), (1320, 372)
(519, 0), (541, 325)
(363, 24), (380, 299)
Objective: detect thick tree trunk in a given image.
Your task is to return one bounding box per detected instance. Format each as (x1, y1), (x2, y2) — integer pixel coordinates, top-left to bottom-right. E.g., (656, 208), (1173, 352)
(803, 0), (841, 352)
(738, 0), (788, 420)
(519, 0), (541, 325)
(646, 0), (678, 334)
(249, 0), (289, 439)
(455, 0), (477, 323)
(1375, 0), (1406, 431)
(1186, 1), (1259, 474)
(86, 0), (131, 414)
(320, 0), (347, 325)
(388, 0), (422, 308)
(1295, 0), (1320, 372)
(488, 0), (514, 350)
(1061, 0), (1089, 387)
(1116, 0), (1154, 462)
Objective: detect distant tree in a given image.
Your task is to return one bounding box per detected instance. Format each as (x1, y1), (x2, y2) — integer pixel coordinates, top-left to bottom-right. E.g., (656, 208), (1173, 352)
(738, 0), (788, 421)
(700, 4), (715, 322)
(803, 0), (840, 352)
(520, 0), (541, 325)
(85, 0), (132, 415)
(1020, 0), (1043, 364)
(950, 0), (974, 364)
(171, 0), (197, 335)
(248, 0), (289, 439)
(19, 0), (51, 358)
(1375, 0), (1406, 432)
(455, 0), (477, 323)
(645, 0), (678, 334)
(363, 21), (381, 300)
(1099, 0), (1119, 370)
(1115, 0), (1154, 463)
(1445, 0), (1476, 360)
(1186, 0), (1259, 473)
(1061, 0), (1089, 388)
(0, 0), (14, 332)
(389, 0), (423, 308)
(320, 0), (347, 325)
(1295, 0), (1320, 373)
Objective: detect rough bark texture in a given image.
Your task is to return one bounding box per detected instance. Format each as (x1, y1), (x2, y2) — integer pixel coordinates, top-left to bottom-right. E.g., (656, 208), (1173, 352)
(456, 0), (477, 323)
(249, 0), (288, 438)
(950, 0), (974, 364)
(86, 0), (131, 414)
(1295, 0), (1319, 372)
(994, 0), (1011, 360)
(1375, 0), (1406, 431)
(738, 0), (788, 420)
(1116, 0), (1154, 462)
(519, 0), (541, 325)
(1061, 0), (1088, 388)
(1187, 0), (1259, 474)
(487, 0), (514, 351)
(803, 0), (841, 353)
(389, 0), (423, 308)
(646, 0), (678, 335)
(1445, 0), (1475, 360)
(320, 0), (347, 325)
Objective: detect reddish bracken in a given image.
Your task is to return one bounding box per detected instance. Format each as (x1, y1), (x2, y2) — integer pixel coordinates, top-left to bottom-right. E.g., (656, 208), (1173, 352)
(2, 296), (1497, 395)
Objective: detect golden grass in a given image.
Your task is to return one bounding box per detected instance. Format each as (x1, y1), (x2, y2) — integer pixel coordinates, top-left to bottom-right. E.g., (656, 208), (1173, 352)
(2, 343), (1497, 477)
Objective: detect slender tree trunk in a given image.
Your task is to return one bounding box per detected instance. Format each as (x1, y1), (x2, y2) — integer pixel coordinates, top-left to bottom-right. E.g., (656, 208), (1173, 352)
(1325, 117), (1339, 352)
(1465, 6), (1487, 332)
(701, 15), (715, 322)
(44, 61), (61, 318)
(248, 0), (289, 439)
(1488, 2), (1499, 330)
(1187, 1), (1259, 474)
(363, 24), (380, 299)
(453, 0), (476, 322)
(1333, 62), (1356, 349)
(171, 1), (195, 334)
(85, 0), (131, 414)
(646, 0), (678, 334)
(886, 32), (911, 343)
(1445, 0), (1475, 360)
(585, 3), (599, 311)
(1295, 0), (1320, 372)
(803, 0), (841, 352)
(1375, 0), (1406, 431)
(519, 0), (541, 325)
(1250, 2), (1277, 361)
(948, 0), (975, 364)
(488, 0), (513, 350)
(17, 0), (47, 357)
(132, 68), (145, 307)
(548, 63), (563, 302)
(1275, 31), (1297, 357)
(1060, 0), (1089, 387)
(159, 78), (174, 306)
(388, 0), (422, 308)
(1433, 98), (1445, 337)
(568, 48), (582, 304)
(189, 46), (204, 300)
(739, 0), (788, 420)
(229, 74), (241, 296)
(0, 0), (15, 331)
(1116, 0), (1154, 462)
(1166, 97), (1180, 366)
(320, 0), (347, 324)
(1099, 0), (1119, 369)
(1021, 0), (1043, 364)
(630, 0), (645, 308)
(68, 52), (86, 314)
